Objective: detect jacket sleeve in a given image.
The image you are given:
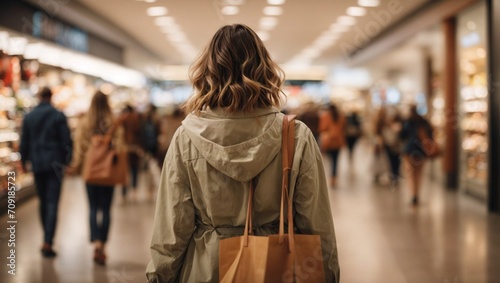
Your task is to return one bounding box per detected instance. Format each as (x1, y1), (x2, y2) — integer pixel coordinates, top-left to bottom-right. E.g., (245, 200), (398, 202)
(146, 129), (195, 283)
(57, 113), (73, 166)
(19, 117), (30, 165)
(293, 129), (340, 283)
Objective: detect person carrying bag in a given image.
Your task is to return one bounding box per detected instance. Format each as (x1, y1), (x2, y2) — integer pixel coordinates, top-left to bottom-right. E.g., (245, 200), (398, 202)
(68, 91), (126, 265)
(219, 115), (326, 282)
(145, 24), (339, 283)
(82, 117), (128, 186)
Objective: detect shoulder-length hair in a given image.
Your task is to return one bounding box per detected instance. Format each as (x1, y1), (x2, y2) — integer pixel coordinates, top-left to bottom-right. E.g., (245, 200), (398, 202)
(86, 91), (113, 135)
(184, 24), (285, 114)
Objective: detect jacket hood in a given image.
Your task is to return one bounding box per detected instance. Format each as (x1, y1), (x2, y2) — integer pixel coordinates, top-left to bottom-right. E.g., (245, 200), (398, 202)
(182, 108), (283, 182)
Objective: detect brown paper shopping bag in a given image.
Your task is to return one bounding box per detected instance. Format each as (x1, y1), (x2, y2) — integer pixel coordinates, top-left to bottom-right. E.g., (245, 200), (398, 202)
(219, 115), (326, 283)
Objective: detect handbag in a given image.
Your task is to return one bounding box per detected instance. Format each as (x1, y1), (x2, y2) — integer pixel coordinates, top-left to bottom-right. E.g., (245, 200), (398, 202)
(82, 119), (128, 186)
(417, 125), (440, 158)
(219, 115), (326, 283)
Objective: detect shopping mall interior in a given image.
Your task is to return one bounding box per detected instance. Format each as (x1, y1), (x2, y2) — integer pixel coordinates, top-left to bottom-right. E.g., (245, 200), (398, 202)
(1, 0), (500, 282)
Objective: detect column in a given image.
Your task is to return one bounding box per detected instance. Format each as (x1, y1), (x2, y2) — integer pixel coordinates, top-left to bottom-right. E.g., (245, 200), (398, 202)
(487, 0), (500, 212)
(442, 18), (459, 189)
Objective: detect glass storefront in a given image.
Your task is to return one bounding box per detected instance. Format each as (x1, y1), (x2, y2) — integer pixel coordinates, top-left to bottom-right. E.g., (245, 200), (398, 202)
(457, 2), (488, 199)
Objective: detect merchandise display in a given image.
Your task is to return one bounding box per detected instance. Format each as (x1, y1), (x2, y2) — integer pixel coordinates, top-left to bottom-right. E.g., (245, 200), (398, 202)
(457, 2), (488, 197)
(0, 52), (149, 199)
(0, 53), (35, 197)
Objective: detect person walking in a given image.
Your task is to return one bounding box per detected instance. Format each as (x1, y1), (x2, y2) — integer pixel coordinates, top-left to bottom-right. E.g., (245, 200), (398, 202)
(146, 24), (340, 283)
(120, 104), (142, 201)
(319, 103), (346, 187)
(401, 105), (434, 205)
(297, 101), (320, 142)
(68, 91), (125, 265)
(381, 107), (404, 186)
(345, 111), (362, 161)
(141, 104), (161, 200)
(20, 87), (73, 257)
(373, 106), (387, 184)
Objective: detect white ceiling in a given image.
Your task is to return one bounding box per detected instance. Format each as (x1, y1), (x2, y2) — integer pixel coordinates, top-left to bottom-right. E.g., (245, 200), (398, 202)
(75, 0), (430, 67)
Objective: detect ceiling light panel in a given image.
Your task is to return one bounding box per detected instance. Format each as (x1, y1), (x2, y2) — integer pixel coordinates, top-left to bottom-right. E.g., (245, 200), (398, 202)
(155, 16), (175, 26)
(224, 0), (245, 5)
(221, 6), (239, 15)
(263, 6), (283, 16)
(267, 0), (285, 5)
(358, 0), (380, 7)
(346, 6), (366, 17)
(147, 6), (167, 17)
(259, 17), (278, 29)
(337, 15), (356, 26)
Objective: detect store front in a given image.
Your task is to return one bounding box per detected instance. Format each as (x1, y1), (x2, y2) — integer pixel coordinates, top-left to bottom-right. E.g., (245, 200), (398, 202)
(346, 0), (497, 210)
(0, 1), (147, 211)
(456, 2), (489, 200)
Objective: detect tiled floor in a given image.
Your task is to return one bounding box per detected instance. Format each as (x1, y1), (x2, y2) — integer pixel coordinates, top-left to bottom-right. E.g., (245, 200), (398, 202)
(1, 140), (500, 283)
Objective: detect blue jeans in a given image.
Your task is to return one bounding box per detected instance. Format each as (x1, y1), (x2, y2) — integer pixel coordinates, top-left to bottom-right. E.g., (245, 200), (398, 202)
(86, 184), (114, 243)
(34, 171), (62, 245)
(327, 149), (340, 177)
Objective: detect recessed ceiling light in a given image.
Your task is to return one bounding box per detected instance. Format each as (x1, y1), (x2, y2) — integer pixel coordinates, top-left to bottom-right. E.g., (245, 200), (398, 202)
(161, 24), (180, 34)
(337, 15), (356, 26)
(144, 0), (156, 3)
(267, 0), (285, 5)
(358, 0), (380, 7)
(147, 6), (167, 17)
(224, 0), (245, 5)
(155, 16), (175, 26)
(167, 33), (187, 42)
(346, 6), (366, 17)
(260, 17), (278, 29)
(221, 6), (239, 15)
(263, 6), (283, 16)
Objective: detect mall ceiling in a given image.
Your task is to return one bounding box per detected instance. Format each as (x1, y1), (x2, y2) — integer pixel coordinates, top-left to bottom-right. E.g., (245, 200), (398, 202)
(75, 0), (430, 67)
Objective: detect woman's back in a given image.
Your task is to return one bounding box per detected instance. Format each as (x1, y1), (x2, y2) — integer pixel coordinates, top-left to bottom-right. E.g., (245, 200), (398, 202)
(146, 108), (339, 282)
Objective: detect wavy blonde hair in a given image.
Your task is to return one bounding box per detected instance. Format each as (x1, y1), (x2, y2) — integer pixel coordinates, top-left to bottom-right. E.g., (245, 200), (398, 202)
(184, 24), (285, 114)
(86, 91), (113, 135)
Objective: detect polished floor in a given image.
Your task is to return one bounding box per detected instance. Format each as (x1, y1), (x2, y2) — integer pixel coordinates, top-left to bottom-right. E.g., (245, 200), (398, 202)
(1, 139), (500, 283)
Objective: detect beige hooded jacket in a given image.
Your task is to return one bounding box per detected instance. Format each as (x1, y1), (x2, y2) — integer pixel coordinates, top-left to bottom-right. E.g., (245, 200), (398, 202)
(146, 108), (340, 282)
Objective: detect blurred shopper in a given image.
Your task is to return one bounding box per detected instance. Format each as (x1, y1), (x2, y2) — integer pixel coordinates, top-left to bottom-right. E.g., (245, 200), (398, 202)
(69, 91), (125, 265)
(142, 104), (160, 158)
(20, 87), (72, 257)
(297, 101), (320, 142)
(146, 24), (339, 283)
(141, 104), (161, 200)
(401, 105), (433, 205)
(157, 107), (184, 166)
(373, 107), (387, 184)
(319, 103), (346, 187)
(120, 104), (142, 201)
(345, 111), (362, 161)
(381, 107), (404, 186)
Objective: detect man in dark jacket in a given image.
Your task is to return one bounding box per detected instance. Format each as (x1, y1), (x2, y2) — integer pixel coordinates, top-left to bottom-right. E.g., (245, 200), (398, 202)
(20, 87), (72, 257)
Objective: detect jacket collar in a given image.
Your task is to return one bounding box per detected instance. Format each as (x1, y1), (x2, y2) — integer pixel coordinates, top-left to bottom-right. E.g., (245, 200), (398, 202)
(199, 107), (281, 119)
